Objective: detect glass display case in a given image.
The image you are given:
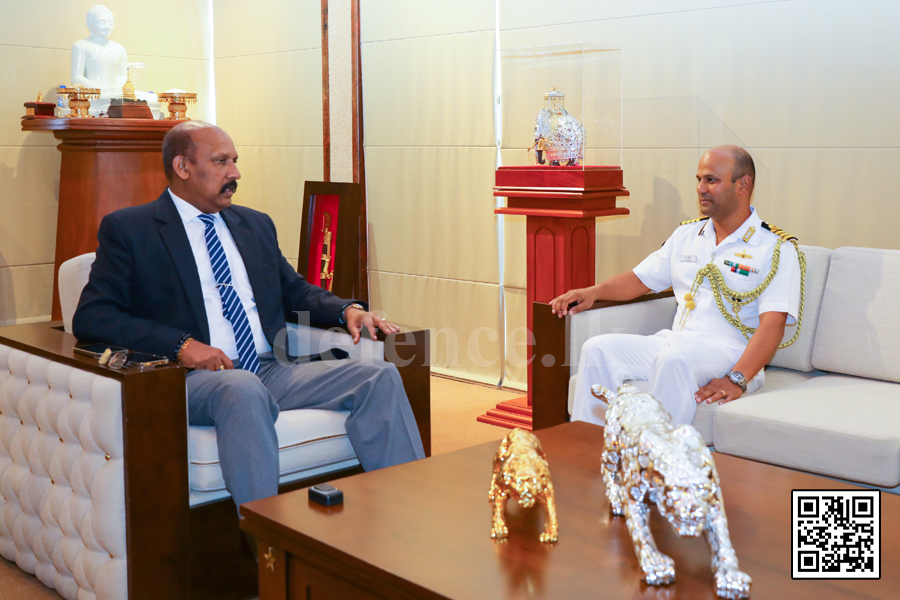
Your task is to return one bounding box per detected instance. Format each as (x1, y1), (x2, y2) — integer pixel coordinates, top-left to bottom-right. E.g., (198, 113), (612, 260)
(500, 43), (622, 169)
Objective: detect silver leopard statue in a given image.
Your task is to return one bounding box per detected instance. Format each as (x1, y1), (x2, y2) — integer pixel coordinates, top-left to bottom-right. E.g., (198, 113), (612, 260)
(594, 383), (752, 599)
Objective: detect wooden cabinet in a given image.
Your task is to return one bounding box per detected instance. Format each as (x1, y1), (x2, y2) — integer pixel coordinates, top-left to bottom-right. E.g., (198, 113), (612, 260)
(21, 117), (179, 319)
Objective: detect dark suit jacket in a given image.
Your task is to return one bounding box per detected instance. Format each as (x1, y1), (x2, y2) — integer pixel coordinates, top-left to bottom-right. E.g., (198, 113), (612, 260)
(73, 190), (360, 359)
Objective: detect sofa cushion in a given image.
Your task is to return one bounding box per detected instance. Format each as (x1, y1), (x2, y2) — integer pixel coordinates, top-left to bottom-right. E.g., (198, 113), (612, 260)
(812, 247), (900, 381)
(713, 374), (900, 487)
(566, 368), (824, 447)
(768, 246), (832, 372)
(188, 409), (357, 492)
(757, 366), (826, 392)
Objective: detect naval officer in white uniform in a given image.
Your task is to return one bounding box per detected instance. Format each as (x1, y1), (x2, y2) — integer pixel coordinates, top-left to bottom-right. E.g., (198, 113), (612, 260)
(550, 145), (802, 426)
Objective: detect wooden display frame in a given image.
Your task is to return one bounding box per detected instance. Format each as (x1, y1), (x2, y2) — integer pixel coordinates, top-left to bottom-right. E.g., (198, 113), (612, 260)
(297, 181), (368, 303)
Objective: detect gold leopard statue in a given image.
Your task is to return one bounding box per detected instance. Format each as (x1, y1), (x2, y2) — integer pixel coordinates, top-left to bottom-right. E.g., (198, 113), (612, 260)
(488, 429), (558, 543)
(593, 383), (752, 599)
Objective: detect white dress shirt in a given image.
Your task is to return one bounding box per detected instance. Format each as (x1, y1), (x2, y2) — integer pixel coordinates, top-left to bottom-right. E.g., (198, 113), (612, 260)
(633, 206), (802, 351)
(169, 189), (273, 360)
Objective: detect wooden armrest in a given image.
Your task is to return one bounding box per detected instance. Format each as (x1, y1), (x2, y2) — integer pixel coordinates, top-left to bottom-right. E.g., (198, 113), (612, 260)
(530, 291), (674, 430)
(383, 329), (431, 457)
(583, 289), (675, 312)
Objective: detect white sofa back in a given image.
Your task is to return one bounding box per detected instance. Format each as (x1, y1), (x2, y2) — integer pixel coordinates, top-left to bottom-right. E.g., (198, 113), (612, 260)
(58, 253), (95, 334)
(812, 247), (900, 382)
(768, 245), (832, 372)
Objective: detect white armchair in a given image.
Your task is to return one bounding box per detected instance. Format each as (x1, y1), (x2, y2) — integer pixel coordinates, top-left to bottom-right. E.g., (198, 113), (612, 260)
(1, 253), (431, 600)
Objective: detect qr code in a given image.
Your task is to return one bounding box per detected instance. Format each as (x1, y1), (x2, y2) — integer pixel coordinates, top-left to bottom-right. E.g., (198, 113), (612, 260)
(792, 490), (880, 579)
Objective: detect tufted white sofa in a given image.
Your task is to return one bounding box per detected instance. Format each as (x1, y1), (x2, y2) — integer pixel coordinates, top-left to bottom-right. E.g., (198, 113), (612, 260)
(532, 245), (900, 491)
(0, 345), (128, 599)
(0, 254), (431, 600)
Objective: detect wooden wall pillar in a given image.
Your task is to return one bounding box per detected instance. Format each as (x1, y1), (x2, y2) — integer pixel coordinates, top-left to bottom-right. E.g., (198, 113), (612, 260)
(321, 0), (367, 301)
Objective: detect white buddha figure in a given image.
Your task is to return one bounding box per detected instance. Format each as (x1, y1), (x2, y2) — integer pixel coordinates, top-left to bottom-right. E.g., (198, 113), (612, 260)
(70, 5), (161, 117)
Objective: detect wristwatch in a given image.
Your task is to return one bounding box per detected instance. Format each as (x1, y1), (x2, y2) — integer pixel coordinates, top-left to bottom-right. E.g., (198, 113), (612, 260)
(726, 370), (748, 393)
(340, 302), (366, 324)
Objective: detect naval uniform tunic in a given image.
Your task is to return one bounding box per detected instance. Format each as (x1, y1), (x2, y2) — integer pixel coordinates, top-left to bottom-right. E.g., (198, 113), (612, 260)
(572, 207), (801, 426)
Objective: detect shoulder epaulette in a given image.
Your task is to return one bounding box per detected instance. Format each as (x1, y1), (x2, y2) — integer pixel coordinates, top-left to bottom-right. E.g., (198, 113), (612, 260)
(761, 221), (798, 243)
(679, 217), (709, 226)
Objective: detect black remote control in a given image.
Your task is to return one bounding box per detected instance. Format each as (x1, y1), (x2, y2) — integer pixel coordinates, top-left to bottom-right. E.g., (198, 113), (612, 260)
(309, 483), (344, 506)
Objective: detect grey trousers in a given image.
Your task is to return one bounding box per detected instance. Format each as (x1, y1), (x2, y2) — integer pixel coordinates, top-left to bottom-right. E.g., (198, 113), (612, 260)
(186, 352), (425, 508)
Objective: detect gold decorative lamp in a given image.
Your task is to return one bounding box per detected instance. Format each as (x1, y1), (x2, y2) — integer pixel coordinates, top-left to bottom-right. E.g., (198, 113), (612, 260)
(158, 92), (198, 120)
(57, 85), (101, 118)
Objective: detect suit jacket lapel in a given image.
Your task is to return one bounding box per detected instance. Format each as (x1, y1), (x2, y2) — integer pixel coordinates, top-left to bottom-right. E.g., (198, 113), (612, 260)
(220, 208), (262, 290)
(156, 192), (211, 344)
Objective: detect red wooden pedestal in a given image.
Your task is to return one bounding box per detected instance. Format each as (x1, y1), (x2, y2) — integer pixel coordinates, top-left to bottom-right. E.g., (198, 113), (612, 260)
(477, 166), (630, 430)
(21, 117), (180, 320)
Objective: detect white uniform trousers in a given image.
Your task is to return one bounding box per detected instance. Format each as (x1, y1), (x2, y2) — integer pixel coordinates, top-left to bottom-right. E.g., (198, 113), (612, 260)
(571, 330), (762, 426)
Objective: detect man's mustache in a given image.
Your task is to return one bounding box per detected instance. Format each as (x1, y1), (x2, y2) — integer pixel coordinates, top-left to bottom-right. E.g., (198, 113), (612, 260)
(221, 180), (238, 194)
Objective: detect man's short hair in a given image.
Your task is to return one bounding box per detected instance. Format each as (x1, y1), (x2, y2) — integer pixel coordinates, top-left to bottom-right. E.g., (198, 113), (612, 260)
(729, 146), (756, 186)
(162, 121), (216, 180)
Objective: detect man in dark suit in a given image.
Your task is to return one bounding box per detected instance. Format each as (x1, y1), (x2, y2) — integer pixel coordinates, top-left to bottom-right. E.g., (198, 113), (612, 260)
(73, 121), (425, 508)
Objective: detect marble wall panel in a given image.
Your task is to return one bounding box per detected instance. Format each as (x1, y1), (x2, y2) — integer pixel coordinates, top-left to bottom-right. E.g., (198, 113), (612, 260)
(499, 2), (900, 150)
(215, 49), (323, 146)
(0, 0), (209, 59)
(362, 31), (495, 148)
(502, 286), (528, 390)
(365, 146), (499, 283)
(0, 264), (53, 327)
(498, 0), (781, 30)
(214, 0), (320, 58)
(369, 271), (504, 385)
(361, 0), (494, 42)
(0, 45), (71, 147)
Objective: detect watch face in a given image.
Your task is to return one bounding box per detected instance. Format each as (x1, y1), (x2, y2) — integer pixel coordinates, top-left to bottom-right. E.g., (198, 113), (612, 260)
(728, 371), (746, 390)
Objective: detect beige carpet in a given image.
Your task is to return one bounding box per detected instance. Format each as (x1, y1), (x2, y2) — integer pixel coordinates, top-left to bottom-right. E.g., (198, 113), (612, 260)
(0, 557), (59, 600)
(0, 375), (518, 599)
(430, 374), (522, 455)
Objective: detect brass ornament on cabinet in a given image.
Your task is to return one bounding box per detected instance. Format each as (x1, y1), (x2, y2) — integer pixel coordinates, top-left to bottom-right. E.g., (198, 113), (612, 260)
(157, 91), (198, 120)
(264, 547), (277, 572)
(57, 85), (101, 118)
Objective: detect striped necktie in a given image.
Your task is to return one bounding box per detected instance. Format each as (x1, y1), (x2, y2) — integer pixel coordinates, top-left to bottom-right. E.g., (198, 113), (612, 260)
(197, 213), (260, 374)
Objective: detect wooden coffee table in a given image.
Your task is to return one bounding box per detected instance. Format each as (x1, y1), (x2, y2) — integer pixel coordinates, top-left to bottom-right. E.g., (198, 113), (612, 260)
(241, 422), (898, 599)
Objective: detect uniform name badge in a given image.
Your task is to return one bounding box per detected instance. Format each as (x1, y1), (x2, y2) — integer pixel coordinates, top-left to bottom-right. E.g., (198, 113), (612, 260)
(679, 255), (698, 263)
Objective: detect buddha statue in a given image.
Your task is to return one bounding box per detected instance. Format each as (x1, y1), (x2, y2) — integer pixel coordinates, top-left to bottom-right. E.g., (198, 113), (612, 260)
(70, 5), (161, 117)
